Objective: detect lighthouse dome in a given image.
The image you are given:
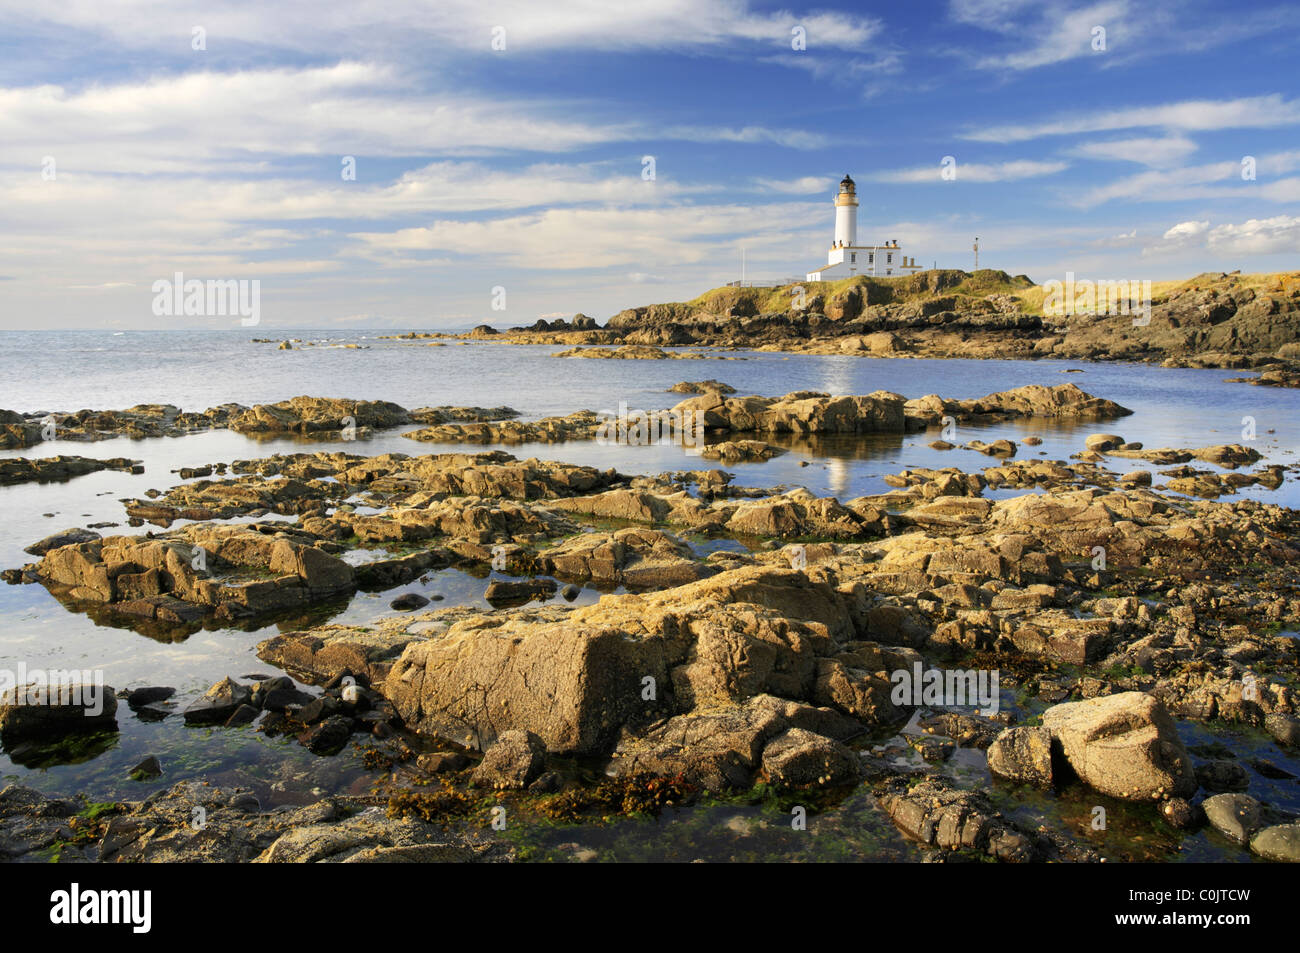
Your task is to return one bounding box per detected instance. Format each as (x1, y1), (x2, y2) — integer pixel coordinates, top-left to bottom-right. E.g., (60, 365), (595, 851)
(839, 173), (855, 191)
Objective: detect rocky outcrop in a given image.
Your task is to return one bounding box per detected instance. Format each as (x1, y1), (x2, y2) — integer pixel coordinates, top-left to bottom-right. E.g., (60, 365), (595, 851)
(381, 566), (907, 774)
(0, 455), (142, 485)
(228, 396), (410, 435)
(0, 782), (506, 863)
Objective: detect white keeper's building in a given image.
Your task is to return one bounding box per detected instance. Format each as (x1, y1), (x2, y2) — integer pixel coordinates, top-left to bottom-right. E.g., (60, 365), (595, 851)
(806, 174), (923, 281)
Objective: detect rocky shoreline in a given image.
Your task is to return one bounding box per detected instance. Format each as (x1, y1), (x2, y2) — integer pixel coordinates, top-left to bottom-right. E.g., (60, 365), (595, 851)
(424, 269), (1300, 387)
(2, 380), (1299, 863)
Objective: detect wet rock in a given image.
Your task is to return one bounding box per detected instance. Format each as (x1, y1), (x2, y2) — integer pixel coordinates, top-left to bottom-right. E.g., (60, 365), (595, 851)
(256, 810), (483, 863)
(1250, 823), (1300, 863)
(123, 686), (175, 709)
(1086, 434), (1126, 451)
(1265, 712), (1300, 747)
(1159, 797), (1199, 829)
(224, 704), (260, 727)
(669, 380), (736, 394)
(390, 592), (431, 611)
(986, 726), (1054, 787)
(1203, 793), (1262, 845)
(417, 751), (470, 773)
(1195, 759), (1250, 793)
(129, 756), (162, 780)
(299, 715), (353, 755)
(483, 577), (557, 606)
(23, 527), (102, 556)
(760, 728), (860, 788)
(182, 677), (251, 725)
(0, 683), (118, 738)
(1041, 692), (1196, 801)
(878, 778), (1037, 862)
(471, 729), (547, 789)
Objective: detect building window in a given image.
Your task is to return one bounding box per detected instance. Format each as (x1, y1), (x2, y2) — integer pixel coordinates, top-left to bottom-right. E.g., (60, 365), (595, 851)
(850, 253), (856, 263)
(868, 254), (873, 264)
(887, 254), (893, 264)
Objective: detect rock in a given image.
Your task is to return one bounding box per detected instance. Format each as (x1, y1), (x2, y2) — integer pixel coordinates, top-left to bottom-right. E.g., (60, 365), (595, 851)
(878, 778), (1037, 862)
(1159, 797), (1198, 829)
(1203, 793), (1262, 845)
(1086, 434), (1126, 451)
(483, 577), (557, 606)
(390, 593), (431, 611)
(129, 755), (162, 780)
(1040, 692), (1196, 801)
(255, 809), (479, 863)
(760, 728), (860, 787)
(1265, 712), (1300, 747)
(472, 729), (546, 789)
(0, 683), (118, 737)
(986, 726), (1054, 786)
(1195, 759), (1250, 792)
(22, 527), (102, 556)
(123, 686), (175, 709)
(299, 715), (353, 755)
(417, 751), (470, 773)
(1250, 823), (1300, 863)
(668, 380), (736, 394)
(182, 677), (252, 725)
(224, 704), (260, 727)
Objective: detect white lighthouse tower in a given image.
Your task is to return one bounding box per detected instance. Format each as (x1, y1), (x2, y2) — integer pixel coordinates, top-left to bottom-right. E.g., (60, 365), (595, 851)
(807, 174), (922, 281)
(834, 175), (858, 247)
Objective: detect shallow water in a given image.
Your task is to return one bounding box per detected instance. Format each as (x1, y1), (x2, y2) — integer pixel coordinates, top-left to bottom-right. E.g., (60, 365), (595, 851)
(2, 330), (1298, 860)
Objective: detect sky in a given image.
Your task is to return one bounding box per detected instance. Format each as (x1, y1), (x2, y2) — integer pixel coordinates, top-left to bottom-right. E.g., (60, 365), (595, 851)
(0, 0), (1297, 329)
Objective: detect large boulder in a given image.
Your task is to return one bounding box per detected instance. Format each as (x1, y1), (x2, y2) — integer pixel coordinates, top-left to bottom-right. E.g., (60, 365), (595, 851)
(382, 566), (862, 756)
(1041, 692), (1196, 801)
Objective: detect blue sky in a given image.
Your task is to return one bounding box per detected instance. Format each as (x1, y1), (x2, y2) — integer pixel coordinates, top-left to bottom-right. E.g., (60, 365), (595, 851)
(0, 0), (1297, 329)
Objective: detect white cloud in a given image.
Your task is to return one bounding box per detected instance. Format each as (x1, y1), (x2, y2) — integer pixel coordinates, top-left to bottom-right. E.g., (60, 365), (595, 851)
(0, 1), (883, 56)
(1162, 220), (1210, 241)
(753, 175), (836, 193)
(955, 0), (1127, 71)
(874, 160), (1068, 183)
(0, 65), (827, 176)
(966, 95), (1300, 143)
(1075, 150), (1300, 205)
(1072, 135), (1197, 167)
(1207, 216), (1300, 255)
(347, 202), (827, 271)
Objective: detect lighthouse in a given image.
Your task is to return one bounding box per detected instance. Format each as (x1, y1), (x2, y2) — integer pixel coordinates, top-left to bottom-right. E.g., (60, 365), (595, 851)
(806, 173), (923, 281)
(834, 174), (858, 247)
